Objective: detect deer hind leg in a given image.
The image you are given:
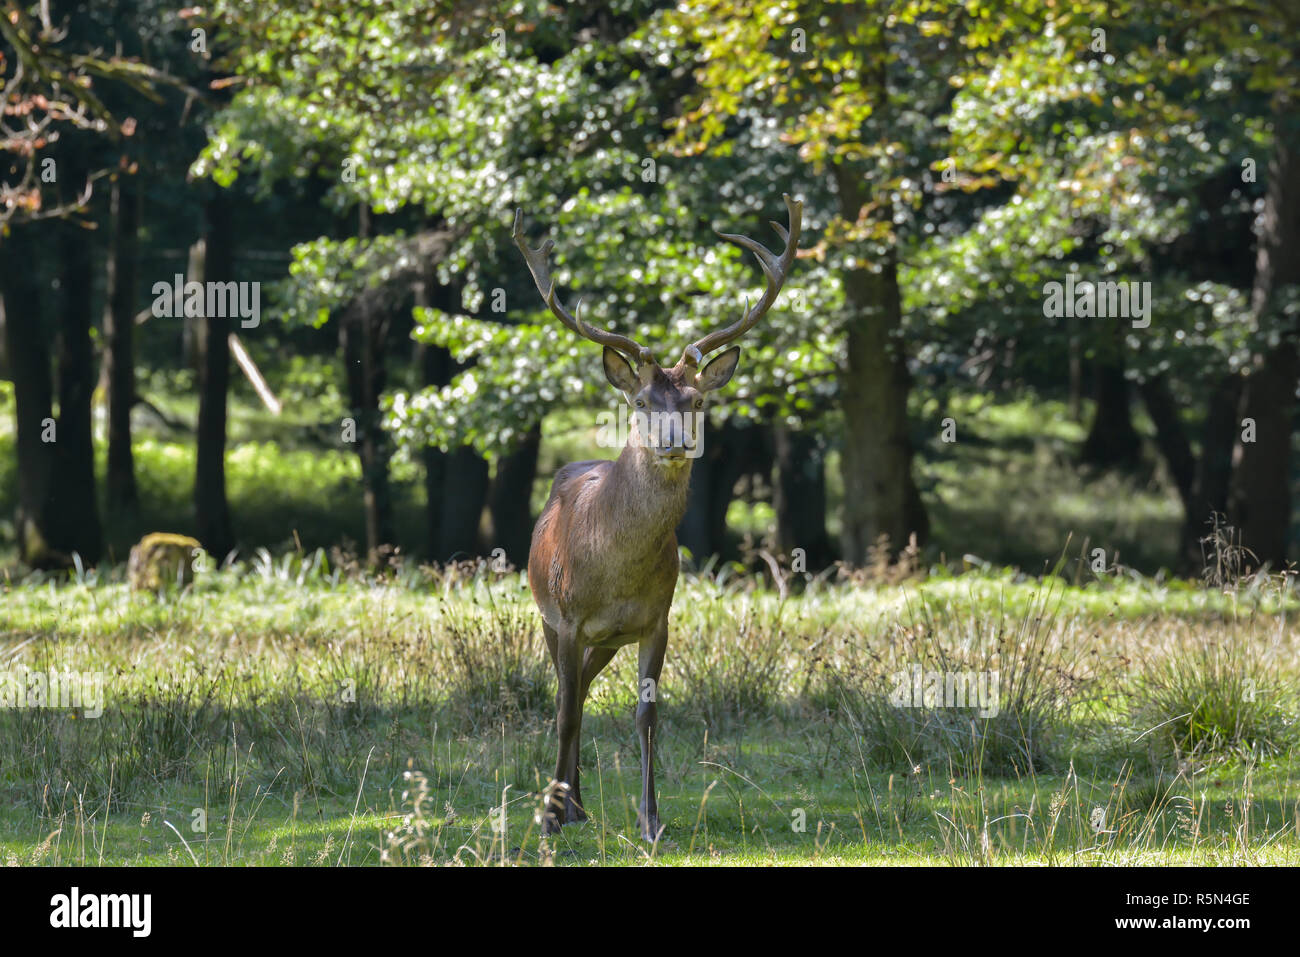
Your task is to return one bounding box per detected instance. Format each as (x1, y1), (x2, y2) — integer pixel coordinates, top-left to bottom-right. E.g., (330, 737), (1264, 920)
(636, 620), (668, 842)
(541, 620), (559, 669)
(541, 620), (563, 824)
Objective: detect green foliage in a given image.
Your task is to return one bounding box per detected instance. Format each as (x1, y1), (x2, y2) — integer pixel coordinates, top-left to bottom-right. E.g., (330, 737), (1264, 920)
(192, 0), (854, 457)
(184, 0), (1298, 479)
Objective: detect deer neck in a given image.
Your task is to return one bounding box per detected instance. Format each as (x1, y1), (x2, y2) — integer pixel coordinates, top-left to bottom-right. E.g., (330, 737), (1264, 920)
(598, 443), (692, 549)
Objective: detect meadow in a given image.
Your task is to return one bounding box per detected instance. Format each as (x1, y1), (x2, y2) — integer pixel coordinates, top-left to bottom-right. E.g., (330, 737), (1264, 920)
(0, 555), (1295, 866)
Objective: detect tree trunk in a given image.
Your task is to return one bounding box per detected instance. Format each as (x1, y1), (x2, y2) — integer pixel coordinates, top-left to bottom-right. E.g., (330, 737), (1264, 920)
(438, 446), (490, 559)
(1080, 356), (1143, 469)
(678, 423), (723, 562)
(412, 276), (452, 561)
(1067, 318), (1083, 422)
(340, 207), (395, 564)
(341, 302), (396, 562)
(408, 267), (490, 565)
(835, 170), (928, 562)
(47, 216), (103, 563)
(1227, 112), (1300, 569)
(487, 425), (541, 566)
(1227, 345), (1297, 568)
(423, 442), (447, 559)
(0, 288), (8, 380)
(1178, 375), (1242, 571)
(0, 226), (60, 567)
(678, 418), (761, 563)
(102, 176), (139, 511)
(182, 239), (202, 370)
(195, 200), (236, 560)
(773, 424), (833, 569)
(1137, 375), (1195, 509)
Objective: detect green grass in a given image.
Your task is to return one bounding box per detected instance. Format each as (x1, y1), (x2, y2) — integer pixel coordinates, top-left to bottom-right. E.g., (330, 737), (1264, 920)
(1, 560), (1296, 866)
(916, 392), (1184, 573)
(3, 734), (1295, 866)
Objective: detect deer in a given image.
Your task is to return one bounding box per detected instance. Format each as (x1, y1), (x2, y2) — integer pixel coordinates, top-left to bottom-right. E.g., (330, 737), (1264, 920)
(512, 194), (802, 841)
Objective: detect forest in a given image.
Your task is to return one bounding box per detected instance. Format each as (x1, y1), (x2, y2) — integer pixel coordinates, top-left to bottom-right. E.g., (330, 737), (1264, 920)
(0, 0), (1295, 576)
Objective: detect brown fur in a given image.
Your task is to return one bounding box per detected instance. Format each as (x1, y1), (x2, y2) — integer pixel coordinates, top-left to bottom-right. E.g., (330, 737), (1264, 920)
(529, 443), (689, 646)
(529, 362), (703, 641)
(528, 356), (731, 841)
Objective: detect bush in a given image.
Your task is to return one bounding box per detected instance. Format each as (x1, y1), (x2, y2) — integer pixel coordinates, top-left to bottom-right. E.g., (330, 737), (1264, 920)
(1129, 630), (1296, 761)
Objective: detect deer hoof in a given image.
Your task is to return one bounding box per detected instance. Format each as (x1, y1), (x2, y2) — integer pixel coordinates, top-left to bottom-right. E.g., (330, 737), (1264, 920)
(638, 814), (663, 842)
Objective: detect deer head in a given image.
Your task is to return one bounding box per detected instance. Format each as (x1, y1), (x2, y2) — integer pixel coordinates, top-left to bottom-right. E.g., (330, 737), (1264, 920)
(512, 194), (802, 468)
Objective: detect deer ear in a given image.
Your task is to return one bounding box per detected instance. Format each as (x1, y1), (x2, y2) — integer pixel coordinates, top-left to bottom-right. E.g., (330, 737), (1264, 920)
(602, 346), (640, 394)
(697, 346), (740, 392)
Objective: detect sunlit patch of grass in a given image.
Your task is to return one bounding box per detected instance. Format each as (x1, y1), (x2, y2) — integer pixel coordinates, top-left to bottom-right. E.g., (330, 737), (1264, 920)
(918, 391), (1183, 573)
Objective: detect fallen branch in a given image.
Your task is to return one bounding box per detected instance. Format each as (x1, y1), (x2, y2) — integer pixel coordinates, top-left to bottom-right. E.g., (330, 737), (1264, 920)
(228, 333), (282, 415)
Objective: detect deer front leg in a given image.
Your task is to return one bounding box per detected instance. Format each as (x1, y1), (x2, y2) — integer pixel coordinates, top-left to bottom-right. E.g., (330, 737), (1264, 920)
(546, 627), (583, 834)
(635, 620), (668, 841)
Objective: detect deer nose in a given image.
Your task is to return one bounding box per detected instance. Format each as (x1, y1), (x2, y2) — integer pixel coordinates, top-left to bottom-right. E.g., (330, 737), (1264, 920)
(658, 411), (690, 455)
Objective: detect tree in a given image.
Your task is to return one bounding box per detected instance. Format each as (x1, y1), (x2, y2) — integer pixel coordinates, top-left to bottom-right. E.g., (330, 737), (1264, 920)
(49, 147), (102, 562)
(194, 196), (236, 559)
(929, 0), (1298, 570)
(101, 171), (139, 511)
(1226, 100), (1300, 568)
(1, 0), (170, 565)
(662, 0), (1033, 560)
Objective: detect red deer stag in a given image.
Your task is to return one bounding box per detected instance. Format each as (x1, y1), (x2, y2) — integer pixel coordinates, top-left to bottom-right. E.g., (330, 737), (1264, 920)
(512, 195), (802, 840)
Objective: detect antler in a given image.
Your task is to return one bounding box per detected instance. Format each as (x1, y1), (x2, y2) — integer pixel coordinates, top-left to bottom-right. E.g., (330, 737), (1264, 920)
(681, 193), (802, 368)
(511, 209), (656, 367)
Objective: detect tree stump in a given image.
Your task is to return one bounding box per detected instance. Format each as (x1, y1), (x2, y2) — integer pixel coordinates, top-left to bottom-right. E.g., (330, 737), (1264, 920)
(128, 533), (201, 591)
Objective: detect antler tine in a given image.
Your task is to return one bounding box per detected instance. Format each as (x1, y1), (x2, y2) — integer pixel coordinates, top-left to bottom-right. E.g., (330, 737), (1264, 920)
(682, 193), (802, 367)
(512, 209), (656, 366)
(512, 209), (577, 334)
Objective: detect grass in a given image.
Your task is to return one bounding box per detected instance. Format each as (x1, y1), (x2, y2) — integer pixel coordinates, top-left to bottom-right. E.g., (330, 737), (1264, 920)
(916, 392), (1185, 573)
(1, 556), (1296, 866)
